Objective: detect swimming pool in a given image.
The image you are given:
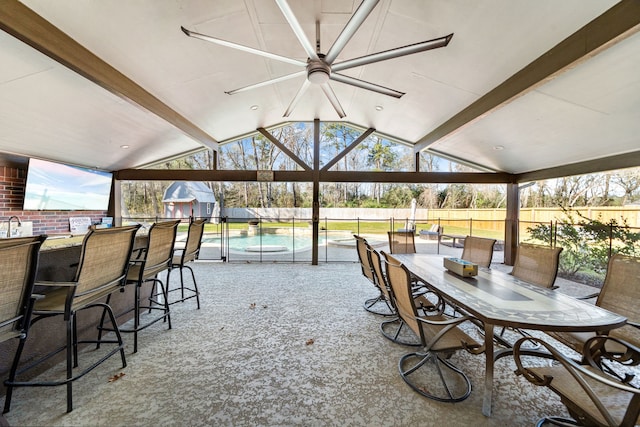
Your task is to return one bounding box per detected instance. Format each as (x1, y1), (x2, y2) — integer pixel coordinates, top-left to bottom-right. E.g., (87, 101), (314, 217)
(202, 233), (328, 252)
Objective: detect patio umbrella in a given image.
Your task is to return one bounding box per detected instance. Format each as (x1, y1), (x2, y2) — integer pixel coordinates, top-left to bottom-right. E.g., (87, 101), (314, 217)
(409, 198), (417, 231)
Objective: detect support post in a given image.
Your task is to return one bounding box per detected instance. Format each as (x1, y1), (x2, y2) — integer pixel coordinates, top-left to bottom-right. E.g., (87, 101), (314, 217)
(504, 183), (519, 265)
(312, 119), (320, 265)
(109, 177), (122, 226)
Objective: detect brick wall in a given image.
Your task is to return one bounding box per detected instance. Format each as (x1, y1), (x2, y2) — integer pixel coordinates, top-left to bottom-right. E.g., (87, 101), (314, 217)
(0, 165), (107, 235)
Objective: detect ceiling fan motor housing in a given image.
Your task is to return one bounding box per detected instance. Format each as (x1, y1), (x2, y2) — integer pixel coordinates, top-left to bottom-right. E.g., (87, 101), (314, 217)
(307, 60), (331, 84)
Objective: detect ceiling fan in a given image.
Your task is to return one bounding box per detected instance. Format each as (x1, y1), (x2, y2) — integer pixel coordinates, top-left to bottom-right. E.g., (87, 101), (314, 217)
(181, 0), (453, 118)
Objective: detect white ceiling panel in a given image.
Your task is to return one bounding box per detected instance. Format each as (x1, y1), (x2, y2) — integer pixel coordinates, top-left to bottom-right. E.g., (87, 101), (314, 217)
(0, 0), (635, 178)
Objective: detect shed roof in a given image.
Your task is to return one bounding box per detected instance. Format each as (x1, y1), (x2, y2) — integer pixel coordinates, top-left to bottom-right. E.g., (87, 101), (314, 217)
(162, 181), (216, 204)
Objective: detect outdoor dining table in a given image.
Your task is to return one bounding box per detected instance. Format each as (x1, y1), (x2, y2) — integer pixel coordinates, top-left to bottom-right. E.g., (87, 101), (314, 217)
(391, 253), (627, 417)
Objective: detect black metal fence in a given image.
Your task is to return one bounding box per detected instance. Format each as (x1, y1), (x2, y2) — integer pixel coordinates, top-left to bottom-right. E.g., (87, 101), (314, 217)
(122, 215), (640, 286)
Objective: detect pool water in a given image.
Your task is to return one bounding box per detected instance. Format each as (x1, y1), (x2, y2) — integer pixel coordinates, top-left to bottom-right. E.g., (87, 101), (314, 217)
(202, 234), (327, 252)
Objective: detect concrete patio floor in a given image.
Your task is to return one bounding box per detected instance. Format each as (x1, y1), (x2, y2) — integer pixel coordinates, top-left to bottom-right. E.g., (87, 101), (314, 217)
(0, 255), (589, 427)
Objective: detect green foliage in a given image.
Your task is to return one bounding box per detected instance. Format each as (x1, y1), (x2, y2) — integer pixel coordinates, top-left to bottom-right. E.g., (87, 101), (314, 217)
(526, 208), (640, 280)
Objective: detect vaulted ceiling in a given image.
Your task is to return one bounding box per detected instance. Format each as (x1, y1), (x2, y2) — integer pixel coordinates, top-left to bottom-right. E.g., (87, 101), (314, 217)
(1, 0), (639, 181)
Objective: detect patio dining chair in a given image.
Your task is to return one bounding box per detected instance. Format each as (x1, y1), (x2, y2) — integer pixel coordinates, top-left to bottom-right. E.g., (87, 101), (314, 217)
(514, 335), (640, 427)
(4, 226), (139, 413)
(387, 231), (416, 254)
(166, 218), (206, 309)
(511, 243), (563, 289)
(104, 220), (179, 353)
(460, 236), (497, 268)
(365, 245), (395, 317)
(354, 234), (389, 315)
(1, 236), (47, 415)
(383, 253), (480, 402)
(374, 249), (446, 346)
(546, 254), (640, 383)
(494, 243), (563, 347)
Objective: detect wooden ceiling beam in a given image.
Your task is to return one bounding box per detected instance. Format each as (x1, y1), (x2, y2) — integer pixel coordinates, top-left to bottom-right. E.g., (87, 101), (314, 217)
(115, 168), (514, 184)
(516, 150), (640, 183)
(0, 0), (218, 150)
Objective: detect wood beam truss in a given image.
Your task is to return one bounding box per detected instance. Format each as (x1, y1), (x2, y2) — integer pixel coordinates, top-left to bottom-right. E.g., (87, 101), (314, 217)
(114, 169), (514, 184)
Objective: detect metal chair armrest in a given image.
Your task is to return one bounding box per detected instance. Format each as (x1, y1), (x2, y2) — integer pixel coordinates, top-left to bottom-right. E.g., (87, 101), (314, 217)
(514, 336), (640, 394)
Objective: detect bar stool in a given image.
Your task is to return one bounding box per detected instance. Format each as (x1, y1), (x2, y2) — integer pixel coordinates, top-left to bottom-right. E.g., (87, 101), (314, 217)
(1, 236), (46, 414)
(4, 226), (139, 413)
(106, 220), (179, 353)
(166, 218), (206, 308)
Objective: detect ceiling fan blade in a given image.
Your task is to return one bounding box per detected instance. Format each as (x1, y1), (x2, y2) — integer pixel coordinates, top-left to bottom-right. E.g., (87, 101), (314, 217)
(324, 0), (380, 65)
(332, 33), (453, 72)
(226, 70), (306, 95)
(275, 0), (319, 61)
(283, 80), (311, 117)
(181, 26), (306, 67)
(320, 83), (346, 118)
(330, 73), (404, 98)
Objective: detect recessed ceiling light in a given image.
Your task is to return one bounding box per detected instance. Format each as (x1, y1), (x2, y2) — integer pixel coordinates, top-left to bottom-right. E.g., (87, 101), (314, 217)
(493, 145), (504, 150)
(250, 105), (259, 110)
(120, 145), (130, 149)
(375, 105), (384, 111)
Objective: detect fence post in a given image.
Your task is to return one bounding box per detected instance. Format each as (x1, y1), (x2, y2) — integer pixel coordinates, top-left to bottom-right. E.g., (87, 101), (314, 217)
(608, 223), (613, 259)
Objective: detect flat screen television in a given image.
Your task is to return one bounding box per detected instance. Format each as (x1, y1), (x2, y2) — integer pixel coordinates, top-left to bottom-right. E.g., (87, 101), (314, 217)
(23, 158), (112, 211)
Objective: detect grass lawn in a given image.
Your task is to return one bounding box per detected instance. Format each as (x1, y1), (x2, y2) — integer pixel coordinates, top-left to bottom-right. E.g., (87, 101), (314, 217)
(202, 220), (505, 241)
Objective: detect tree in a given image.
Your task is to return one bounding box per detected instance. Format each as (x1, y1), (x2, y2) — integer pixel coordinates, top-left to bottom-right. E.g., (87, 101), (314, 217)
(365, 137), (398, 203)
(613, 169), (640, 205)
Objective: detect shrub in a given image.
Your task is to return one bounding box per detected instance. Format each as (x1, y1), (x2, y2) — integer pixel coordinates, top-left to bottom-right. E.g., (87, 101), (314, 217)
(526, 208), (640, 284)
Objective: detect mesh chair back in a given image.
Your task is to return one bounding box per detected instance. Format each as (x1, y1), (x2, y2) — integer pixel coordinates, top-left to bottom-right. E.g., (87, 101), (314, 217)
(368, 246), (392, 303)
(354, 235), (375, 283)
(141, 220), (180, 279)
(597, 254), (640, 346)
(387, 231), (416, 254)
(461, 236), (496, 268)
(74, 225), (140, 301)
(384, 254), (423, 341)
(178, 218), (206, 265)
(0, 236), (46, 343)
(511, 243), (563, 288)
